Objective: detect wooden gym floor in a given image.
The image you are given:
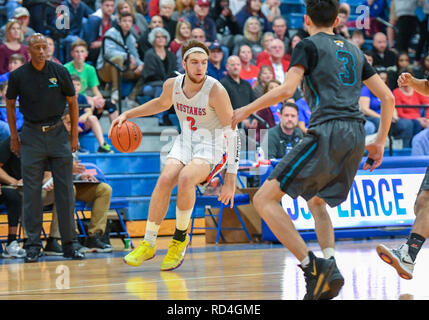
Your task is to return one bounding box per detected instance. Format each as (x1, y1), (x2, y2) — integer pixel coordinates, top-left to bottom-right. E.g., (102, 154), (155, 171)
(0, 235), (428, 300)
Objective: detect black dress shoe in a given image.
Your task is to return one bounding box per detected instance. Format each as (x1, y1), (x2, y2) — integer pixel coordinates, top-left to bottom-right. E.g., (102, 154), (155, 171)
(25, 247), (42, 263)
(63, 243), (85, 260)
(63, 249), (85, 260)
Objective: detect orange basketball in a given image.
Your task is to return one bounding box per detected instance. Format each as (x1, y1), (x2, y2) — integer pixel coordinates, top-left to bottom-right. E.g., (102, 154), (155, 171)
(110, 121), (142, 153)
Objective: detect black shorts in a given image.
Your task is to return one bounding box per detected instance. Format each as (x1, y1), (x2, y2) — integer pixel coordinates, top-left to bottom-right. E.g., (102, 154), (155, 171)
(268, 119), (365, 207)
(418, 166), (429, 195)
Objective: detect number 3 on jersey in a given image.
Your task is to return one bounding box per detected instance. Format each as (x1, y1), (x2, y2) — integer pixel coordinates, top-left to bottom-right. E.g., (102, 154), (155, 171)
(187, 116), (197, 131)
(336, 50), (357, 86)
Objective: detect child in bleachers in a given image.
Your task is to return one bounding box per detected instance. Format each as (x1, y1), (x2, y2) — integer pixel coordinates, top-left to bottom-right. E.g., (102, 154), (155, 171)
(0, 53), (25, 83)
(71, 74), (114, 153)
(65, 39), (118, 123)
(261, 0), (281, 23)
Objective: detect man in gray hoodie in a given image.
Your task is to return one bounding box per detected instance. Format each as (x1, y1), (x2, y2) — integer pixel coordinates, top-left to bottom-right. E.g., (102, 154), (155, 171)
(96, 12), (144, 102)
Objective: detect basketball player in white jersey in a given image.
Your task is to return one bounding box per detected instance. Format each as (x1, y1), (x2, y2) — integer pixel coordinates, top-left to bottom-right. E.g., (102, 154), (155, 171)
(109, 40), (240, 271)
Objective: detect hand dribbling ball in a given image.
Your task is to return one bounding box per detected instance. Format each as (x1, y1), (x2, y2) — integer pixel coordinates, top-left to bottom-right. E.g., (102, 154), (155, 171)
(110, 121), (142, 153)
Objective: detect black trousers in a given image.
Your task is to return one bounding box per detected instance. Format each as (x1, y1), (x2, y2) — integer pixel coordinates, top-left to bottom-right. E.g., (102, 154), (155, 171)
(20, 122), (75, 249)
(395, 15), (418, 54)
(416, 14), (429, 61)
(0, 188), (22, 228)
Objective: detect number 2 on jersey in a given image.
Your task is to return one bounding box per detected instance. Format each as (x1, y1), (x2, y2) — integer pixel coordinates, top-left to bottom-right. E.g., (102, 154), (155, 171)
(187, 116), (197, 131)
(336, 50), (357, 86)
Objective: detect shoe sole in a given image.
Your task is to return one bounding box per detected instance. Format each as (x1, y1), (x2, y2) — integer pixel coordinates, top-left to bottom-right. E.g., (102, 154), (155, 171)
(86, 248), (113, 253)
(376, 244), (413, 280)
(160, 238), (190, 272)
(123, 253), (156, 267)
(160, 255), (185, 272)
(312, 260), (335, 300)
(44, 252), (63, 256)
(320, 277), (345, 300)
(2, 254), (26, 258)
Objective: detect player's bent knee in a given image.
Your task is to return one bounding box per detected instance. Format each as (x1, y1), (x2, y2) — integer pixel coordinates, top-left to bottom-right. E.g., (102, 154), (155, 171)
(307, 197), (327, 214)
(177, 173), (196, 191)
(308, 196), (325, 207)
(157, 173), (177, 190)
(253, 189), (268, 214)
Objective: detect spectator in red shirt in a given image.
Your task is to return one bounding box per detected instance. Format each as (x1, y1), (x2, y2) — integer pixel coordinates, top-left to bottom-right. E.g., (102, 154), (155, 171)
(257, 38), (289, 83)
(238, 44), (260, 85)
(149, 0), (160, 17)
(393, 70), (429, 145)
(255, 31), (274, 66)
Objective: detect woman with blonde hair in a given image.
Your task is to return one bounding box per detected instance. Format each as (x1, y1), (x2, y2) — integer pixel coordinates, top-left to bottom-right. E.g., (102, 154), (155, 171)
(116, 0), (149, 40)
(169, 19), (191, 54)
(0, 19), (29, 74)
(233, 16), (263, 61)
(172, 0), (195, 20)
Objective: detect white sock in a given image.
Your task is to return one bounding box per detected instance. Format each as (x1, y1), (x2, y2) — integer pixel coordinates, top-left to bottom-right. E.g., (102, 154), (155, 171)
(176, 207), (193, 231)
(322, 247), (335, 259)
(301, 255), (310, 268)
(144, 221), (160, 247)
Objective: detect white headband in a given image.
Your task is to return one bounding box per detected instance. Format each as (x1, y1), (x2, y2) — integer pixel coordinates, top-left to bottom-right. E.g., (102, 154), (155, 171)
(183, 47), (208, 61)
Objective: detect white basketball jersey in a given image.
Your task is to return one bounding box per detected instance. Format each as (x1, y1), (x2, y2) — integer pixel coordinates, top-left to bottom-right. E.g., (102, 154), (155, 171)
(172, 74), (224, 141)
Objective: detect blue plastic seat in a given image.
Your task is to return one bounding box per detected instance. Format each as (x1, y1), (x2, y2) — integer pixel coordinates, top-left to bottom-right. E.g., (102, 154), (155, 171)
(190, 175), (252, 244)
(74, 198), (134, 248)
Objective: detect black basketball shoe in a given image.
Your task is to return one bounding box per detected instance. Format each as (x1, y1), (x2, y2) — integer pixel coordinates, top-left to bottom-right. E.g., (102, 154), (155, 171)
(300, 251), (335, 300)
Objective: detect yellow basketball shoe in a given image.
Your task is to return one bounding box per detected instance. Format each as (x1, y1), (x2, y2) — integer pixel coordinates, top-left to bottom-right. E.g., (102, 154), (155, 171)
(123, 241), (156, 267)
(160, 235), (190, 271)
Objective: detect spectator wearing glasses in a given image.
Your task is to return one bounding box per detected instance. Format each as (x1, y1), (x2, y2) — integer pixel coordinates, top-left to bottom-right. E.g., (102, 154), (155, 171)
(141, 27), (177, 125)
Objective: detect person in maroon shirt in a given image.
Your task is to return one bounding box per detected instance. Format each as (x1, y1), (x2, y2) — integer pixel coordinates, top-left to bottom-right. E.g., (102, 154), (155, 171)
(0, 20), (29, 74)
(169, 19), (192, 54)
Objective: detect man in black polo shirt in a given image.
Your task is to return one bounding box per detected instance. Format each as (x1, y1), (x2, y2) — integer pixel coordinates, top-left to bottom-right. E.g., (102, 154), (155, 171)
(5, 33), (84, 263)
(220, 55), (257, 130)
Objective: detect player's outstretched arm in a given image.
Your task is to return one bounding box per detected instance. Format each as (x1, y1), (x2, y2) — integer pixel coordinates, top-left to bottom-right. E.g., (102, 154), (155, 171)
(211, 83), (239, 208)
(363, 73), (395, 171)
(232, 66), (304, 128)
(398, 72), (429, 96)
(108, 78), (175, 137)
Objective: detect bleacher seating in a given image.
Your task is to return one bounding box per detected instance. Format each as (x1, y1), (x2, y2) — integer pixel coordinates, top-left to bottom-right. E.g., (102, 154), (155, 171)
(280, 0), (305, 15)
(285, 13), (305, 30)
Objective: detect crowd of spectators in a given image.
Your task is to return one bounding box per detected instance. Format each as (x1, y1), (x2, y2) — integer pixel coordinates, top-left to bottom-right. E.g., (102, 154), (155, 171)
(0, 0), (428, 156)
